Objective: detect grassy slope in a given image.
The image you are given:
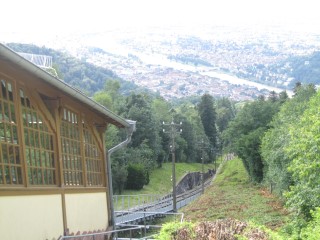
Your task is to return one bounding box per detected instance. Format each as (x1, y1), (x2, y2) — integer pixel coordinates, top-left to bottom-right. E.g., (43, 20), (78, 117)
(182, 157), (289, 230)
(121, 162), (215, 195)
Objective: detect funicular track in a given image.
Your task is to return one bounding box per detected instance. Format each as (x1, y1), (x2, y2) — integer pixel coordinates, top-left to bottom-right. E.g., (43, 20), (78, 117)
(114, 176), (213, 225)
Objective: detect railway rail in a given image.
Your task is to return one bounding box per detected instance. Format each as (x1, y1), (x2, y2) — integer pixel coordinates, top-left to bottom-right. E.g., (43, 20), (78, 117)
(114, 177), (213, 225)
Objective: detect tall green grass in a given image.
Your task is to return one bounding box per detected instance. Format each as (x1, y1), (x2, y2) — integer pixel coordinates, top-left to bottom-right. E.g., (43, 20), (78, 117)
(121, 162), (215, 196)
(113, 162), (215, 210)
(183, 157), (289, 229)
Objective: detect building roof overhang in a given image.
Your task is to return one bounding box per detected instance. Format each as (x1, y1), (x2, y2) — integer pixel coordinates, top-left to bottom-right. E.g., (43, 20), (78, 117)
(0, 43), (130, 128)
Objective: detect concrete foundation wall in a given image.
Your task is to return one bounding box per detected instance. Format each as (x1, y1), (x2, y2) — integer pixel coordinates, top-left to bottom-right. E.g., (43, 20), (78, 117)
(0, 195), (64, 240)
(65, 192), (109, 234)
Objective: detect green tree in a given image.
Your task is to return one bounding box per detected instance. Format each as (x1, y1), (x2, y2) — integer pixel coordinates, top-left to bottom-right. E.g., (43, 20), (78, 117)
(152, 97), (172, 166)
(278, 90), (289, 104)
(103, 79), (127, 113)
(93, 91), (113, 110)
(285, 90), (320, 219)
(261, 84), (316, 195)
(268, 90), (278, 102)
(177, 102), (206, 163)
(223, 98), (280, 182)
(179, 116), (197, 162)
(104, 79), (121, 101)
(93, 80), (126, 149)
(152, 97), (171, 123)
(126, 163), (146, 190)
(126, 141), (156, 173)
(216, 97), (236, 133)
(124, 94), (160, 155)
(293, 81), (302, 95)
(198, 94), (218, 148)
(112, 161), (128, 194)
(174, 134), (188, 163)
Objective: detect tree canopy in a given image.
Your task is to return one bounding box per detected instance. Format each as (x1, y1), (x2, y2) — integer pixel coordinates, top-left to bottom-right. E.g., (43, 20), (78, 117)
(198, 94), (218, 148)
(285, 89), (320, 219)
(261, 84), (316, 195)
(223, 96), (282, 182)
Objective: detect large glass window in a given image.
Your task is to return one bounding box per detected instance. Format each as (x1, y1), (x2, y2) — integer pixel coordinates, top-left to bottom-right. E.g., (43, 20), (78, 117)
(0, 79), (22, 185)
(20, 89), (56, 185)
(83, 124), (103, 186)
(0, 76), (106, 188)
(61, 108), (83, 186)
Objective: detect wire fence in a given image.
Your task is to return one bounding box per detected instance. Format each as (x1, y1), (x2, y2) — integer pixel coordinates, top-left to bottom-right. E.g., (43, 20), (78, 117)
(113, 194), (165, 211)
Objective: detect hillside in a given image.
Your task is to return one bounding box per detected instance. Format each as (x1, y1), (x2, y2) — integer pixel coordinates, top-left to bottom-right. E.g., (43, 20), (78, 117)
(121, 162), (215, 196)
(241, 51), (320, 88)
(182, 157), (289, 229)
(6, 43), (141, 96)
(287, 51), (320, 86)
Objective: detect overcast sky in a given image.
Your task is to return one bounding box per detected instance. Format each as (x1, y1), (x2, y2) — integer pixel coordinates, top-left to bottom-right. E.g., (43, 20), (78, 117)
(1, 0), (319, 35)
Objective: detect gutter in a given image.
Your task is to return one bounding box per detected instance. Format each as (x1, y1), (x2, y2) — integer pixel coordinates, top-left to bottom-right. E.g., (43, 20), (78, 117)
(106, 120), (136, 229)
(0, 43), (129, 128)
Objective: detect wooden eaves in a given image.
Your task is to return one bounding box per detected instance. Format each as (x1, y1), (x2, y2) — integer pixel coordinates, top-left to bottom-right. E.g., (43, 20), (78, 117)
(0, 43), (130, 129)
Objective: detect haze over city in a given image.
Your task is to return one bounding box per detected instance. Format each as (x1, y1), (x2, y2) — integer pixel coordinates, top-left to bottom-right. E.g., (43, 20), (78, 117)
(1, 0), (320, 35)
(2, 0), (320, 100)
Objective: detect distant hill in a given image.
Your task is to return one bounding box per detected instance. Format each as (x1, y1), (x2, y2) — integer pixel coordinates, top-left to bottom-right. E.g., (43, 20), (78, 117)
(6, 43), (140, 96)
(237, 50), (320, 89)
(288, 51), (320, 86)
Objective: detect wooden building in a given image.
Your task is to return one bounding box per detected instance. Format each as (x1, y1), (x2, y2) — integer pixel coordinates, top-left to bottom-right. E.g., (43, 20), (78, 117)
(0, 43), (134, 240)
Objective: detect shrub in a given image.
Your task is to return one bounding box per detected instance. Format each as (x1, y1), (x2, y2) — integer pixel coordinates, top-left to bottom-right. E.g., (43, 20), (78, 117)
(126, 163), (146, 190)
(300, 208), (320, 240)
(155, 221), (195, 240)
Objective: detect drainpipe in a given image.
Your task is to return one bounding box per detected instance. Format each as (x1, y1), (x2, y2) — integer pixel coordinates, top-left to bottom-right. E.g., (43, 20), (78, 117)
(106, 119), (136, 229)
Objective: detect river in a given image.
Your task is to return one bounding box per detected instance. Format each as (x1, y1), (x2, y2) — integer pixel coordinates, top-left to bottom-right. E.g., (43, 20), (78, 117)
(136, 52), (293, 96)
(98, 42), (293, 96)
(201, 71), (293, 95)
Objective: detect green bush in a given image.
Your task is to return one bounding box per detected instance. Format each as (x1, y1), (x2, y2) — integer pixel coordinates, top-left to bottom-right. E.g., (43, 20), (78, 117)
(126, 164), (146, 190)
(300, 208), (320, 240)
(155, 221), (195, 240)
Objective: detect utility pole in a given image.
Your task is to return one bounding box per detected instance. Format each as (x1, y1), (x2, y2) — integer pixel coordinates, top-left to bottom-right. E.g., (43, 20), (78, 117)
(201, 142), (204, 194)
(163, 109), (182, 212)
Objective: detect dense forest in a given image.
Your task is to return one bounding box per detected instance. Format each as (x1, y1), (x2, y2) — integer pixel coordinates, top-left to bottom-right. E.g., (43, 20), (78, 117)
(97, 80), (320, 238)
(7, 43), (320, 238)
(96, 82), (234, 194)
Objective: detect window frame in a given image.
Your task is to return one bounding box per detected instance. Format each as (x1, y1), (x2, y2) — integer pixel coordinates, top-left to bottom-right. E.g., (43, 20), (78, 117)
(0, 78), (24, 186)
(0, 74), (106, 190)
(60, 106), (105, 187)
(20, 87), (57, 186)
